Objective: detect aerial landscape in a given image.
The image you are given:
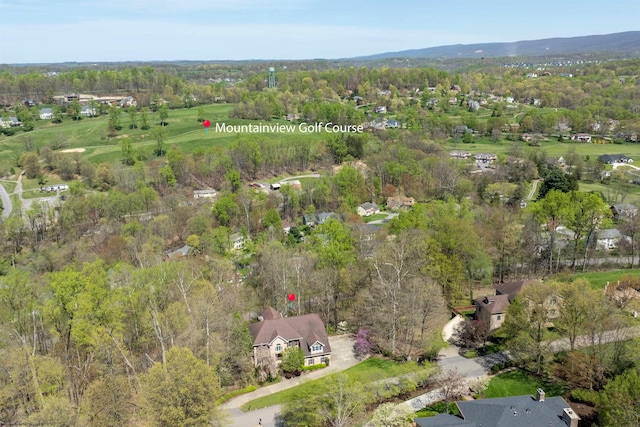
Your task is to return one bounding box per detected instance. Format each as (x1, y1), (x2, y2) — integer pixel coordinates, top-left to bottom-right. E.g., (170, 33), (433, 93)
(1, 1), (640, 426)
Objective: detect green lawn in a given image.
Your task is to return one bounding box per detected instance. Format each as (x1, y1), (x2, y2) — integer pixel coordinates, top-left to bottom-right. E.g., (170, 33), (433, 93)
(485, 370), (567, 399)
(364, 213), (388, 223)
(553, 269), (640, 290)
(0, 180), (17, 194)
(0, 103), (325, 169)
(241, 357), (434, 411)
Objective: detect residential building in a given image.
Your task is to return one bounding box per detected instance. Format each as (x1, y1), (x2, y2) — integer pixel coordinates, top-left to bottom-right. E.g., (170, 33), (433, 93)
(193, 189), (217, 199)
(80, 106), (97, 117)
(595, 228), (626, 250)
(165, 244), (192, 259)
(374, 105), (387, 114)
(474, 294), (510, 331)
(610, 203), (637, 221)
(386, 196), (415, 211)
(570, 133), (592, 143)
(249, 308), (331, 367)
(39, 108), (53, 120)
(474, 153), (497, 163)
(385, 119), (400, 128)
(449, 150), (471, 159)
(416, 390), (579, 427)
(357, 202), (380, 217)
(598, 154), (632, 164)
(229, 233), (247, 251)
(119, 96), (137, 108)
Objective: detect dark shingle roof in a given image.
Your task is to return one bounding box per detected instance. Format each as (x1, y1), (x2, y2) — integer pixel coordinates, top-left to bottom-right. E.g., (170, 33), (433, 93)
(474, 294), (510, 315)
(493, 279), (542, 301)
(415, 414), (477, 427)
(456, 395), (572, 427)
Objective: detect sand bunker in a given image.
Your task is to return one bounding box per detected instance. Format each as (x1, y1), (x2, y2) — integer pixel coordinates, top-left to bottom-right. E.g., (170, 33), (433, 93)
(60, 148), (86, 153)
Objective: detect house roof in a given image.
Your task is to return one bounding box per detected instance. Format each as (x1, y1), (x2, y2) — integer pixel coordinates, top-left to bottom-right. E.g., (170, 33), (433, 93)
(455, 395), (574, 427)
(40, 108), (52, 114)
(359, 202), (379, 210)
(474, 294), (510, 315)
(249, 310), (331, 357)
(598, 154), (631, 163)
(598, 228), (622, 239)
(494, 279), (542, 301)
(415, 414), (477, 427)
(611, 203), (636, 213)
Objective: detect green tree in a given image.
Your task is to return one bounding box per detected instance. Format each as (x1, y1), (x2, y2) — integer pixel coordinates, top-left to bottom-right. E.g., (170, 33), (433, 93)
(120, 138), (135, 166)
(20, 152), (40, 179)
(280, 346), (304, 376)
(143, 347), (224, 427)
(69, 100), (82, 121)
(530, 190), (572, 274)
(158, 103), (169, 126)
(140, 107), (151, 130)
(128, 105), (138, 129)
(597, 368), (640, 427)
(151, 126), (167, 156)
(212, 193), (239, 227)
(537, 166), (577, 199)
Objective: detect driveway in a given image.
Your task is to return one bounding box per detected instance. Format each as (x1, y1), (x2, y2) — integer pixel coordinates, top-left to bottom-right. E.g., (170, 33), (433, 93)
(0, 182), (11, 219)
(222, 334), (357, 426)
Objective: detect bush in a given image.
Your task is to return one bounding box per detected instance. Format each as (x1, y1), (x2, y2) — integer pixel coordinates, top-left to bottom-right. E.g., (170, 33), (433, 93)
(463, 350), (478, 358)
(302, 363), (326, 372)
(215, 385), (257, 405)
(571, 389), (599, 406)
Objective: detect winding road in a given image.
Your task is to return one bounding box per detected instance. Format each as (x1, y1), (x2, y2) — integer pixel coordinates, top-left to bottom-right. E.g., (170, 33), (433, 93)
(0, 181), (11, 219)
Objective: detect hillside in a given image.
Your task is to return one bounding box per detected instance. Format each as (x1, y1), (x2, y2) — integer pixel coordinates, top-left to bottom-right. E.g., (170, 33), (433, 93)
(357, 31), (640, 60)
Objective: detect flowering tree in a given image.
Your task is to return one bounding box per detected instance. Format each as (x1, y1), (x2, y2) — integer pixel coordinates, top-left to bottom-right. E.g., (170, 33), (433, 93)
(354, 329), (372, 359)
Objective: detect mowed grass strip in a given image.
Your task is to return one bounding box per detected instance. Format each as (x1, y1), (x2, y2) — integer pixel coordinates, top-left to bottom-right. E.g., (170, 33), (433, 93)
(485, 370), (567, 398)
(241, 357), (433, 411)
(555, 269), (640, 290)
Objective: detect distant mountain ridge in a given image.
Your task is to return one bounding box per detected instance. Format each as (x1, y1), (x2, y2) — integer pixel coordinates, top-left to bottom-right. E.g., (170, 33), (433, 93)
(356, 31), (640, 60)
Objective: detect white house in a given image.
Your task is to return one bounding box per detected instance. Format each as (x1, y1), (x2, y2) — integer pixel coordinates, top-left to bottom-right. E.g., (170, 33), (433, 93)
(39, 108), (53, 120)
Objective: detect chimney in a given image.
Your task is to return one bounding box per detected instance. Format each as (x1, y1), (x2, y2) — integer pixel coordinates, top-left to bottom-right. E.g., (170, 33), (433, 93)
(562, 407), (580, 427)
(536, 388), (545, 402)
(483, 296), (489, 304)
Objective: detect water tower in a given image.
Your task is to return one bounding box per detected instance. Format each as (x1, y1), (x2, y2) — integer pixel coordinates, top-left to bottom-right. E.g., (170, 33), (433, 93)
(268, 67), (276, 89)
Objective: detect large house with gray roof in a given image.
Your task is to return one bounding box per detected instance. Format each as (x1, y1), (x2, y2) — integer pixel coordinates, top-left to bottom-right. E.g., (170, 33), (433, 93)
(416, 389), (579, 427)
(249, 308), (331, 367)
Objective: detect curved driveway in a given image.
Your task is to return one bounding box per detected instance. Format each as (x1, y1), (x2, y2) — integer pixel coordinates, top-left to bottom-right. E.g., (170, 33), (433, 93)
(0, 182), (12, 219)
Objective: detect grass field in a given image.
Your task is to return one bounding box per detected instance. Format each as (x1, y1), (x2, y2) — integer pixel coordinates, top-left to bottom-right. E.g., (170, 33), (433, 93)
(0, 104), (325, 170)
(241, 357), (434, 411)
(553, 269), (640, 289)
(485, 370), (568, 398)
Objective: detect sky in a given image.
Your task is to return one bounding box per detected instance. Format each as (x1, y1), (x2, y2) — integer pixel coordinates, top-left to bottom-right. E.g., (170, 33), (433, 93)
(0, 0), (638, 64)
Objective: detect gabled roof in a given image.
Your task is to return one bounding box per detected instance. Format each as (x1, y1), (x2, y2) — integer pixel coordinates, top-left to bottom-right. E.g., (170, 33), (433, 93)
(494, 279), (542, 301)
(456, 395), (573, 427)
(359, 202), (379, 210)
(474, 294), (510, 315)
(249, 310), (332, 357)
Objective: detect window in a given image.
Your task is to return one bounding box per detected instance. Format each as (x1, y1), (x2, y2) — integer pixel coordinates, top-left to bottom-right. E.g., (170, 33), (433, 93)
(497, 315), (501, 321)
(275, 344), (282, 353)
(550, 309), (557, 316)
(311, 343), (323, 352)
(308, 358), (314, 365)
(550, 297), (557, 305)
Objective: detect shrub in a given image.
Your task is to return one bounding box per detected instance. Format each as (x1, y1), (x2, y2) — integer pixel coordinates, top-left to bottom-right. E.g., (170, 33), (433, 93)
(214, 385), (257, 405)
(302, 363), (326, 372)
(571, 389), (599, 406)
(463, 350), (477, 358)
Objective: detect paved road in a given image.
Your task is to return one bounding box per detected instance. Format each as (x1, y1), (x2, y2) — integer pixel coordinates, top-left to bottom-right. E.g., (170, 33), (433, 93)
(222, 334), (357, 426)
(527, 179), (540, 200)
(0, 181), (11, 219)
